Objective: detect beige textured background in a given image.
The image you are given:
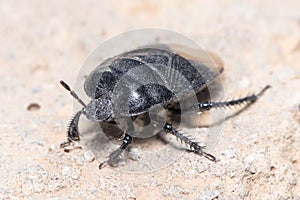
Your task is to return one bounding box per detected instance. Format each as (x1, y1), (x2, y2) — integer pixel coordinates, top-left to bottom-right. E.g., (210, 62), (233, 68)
(0, 0), (299, 199)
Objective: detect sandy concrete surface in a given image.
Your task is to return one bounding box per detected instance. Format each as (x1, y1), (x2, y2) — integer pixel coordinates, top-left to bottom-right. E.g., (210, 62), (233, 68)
(1, 0), (299, 199)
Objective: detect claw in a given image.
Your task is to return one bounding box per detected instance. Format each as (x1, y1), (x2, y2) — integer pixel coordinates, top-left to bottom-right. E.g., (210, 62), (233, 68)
(60, 140), (72, 149)
(201, 152), (217, 162)
(99, 161), (108, 169)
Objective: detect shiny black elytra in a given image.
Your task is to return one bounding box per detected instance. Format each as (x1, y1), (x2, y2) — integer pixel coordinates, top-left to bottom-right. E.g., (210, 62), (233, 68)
(60, 46), (270, 169)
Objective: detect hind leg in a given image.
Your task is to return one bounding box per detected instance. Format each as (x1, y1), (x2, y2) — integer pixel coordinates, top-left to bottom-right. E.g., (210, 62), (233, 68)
(185, 85), (271, 112)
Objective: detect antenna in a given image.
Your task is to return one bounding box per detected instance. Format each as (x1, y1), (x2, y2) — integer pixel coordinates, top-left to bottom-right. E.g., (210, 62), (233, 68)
(60, 80), (87, 107)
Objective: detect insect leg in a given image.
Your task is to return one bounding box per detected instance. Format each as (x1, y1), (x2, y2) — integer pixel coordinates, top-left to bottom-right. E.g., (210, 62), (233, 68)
(99, 132), (133, 169)
(60, 110), (82, 148)
(163, 122), (217, 161)
(186, 85), (271, 112)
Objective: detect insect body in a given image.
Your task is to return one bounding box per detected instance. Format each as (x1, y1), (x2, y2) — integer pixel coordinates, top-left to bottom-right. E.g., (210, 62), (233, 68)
(60, 45), (270, 169)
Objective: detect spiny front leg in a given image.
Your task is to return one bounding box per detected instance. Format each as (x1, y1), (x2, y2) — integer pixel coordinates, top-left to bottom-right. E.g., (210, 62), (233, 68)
(60, 110), (82, 148)
(163, 122), (217, 161)
(99, 133), (133, 169)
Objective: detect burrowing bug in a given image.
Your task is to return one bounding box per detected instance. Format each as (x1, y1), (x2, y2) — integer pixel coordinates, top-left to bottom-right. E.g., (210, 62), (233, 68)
(60, 44), (270, 169)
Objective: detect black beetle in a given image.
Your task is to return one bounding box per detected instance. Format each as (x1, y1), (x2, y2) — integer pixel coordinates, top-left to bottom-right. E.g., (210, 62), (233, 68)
(60, 45), (270, 169)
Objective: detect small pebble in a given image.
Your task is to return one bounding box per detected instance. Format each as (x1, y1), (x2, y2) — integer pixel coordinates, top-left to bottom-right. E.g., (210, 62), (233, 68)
(72, 174), (79, 180)
(243, 153), (255, 165)
(33, 183), (43, 193)
(199, 190), (220, 200)
(83, 150), (95, 162)
(128, 148), (140, 161)
(61, 166), (72, 177)
(76, 155), (85, 166)
(49, 144), (56, 152)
